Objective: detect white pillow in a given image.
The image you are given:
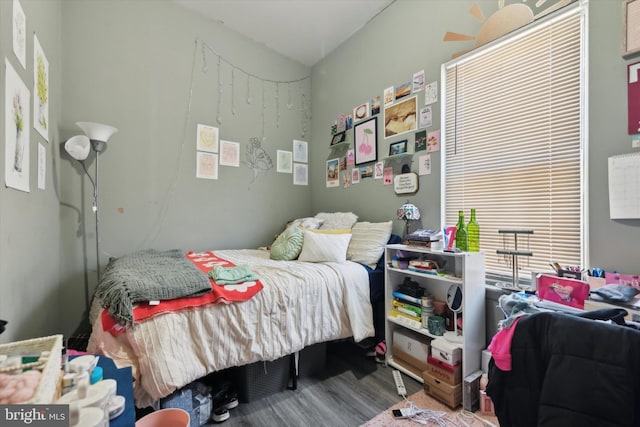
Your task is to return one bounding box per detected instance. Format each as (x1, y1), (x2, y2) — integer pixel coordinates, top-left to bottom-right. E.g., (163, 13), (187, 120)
(315, 212), (358, 230)
(298, 230), (352, 263)
(290, 217), (324, 229)
(347, 221), (393, 268)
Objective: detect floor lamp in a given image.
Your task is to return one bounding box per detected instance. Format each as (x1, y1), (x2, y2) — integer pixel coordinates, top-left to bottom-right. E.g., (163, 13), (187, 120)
(65, 122), (118, 311)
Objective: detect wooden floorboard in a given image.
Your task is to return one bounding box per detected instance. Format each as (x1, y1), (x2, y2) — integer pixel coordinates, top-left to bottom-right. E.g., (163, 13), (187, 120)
(210, 340), (423, 426)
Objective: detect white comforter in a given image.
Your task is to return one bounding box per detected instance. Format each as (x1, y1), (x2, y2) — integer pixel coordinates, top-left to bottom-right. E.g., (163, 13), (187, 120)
(87, 249), (374, 407)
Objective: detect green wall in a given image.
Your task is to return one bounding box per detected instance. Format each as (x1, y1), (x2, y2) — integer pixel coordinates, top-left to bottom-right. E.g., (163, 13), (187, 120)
(2, 0), (313, 342)
(1, 0), (637, 342)
(311, 0), (640, 273)
(0, 0), (62, 342)
(588, 0), (639, 273)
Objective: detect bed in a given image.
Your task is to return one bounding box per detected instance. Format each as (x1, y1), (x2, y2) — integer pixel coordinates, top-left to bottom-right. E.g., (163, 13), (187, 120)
(87, 214), (395, 408)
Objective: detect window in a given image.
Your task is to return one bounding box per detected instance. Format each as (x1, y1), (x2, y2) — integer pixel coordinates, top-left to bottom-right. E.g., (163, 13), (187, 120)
(442, 4), (586, 284)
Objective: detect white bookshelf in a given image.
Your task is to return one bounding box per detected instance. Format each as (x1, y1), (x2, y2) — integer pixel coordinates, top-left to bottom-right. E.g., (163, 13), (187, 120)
(384, 244), (485, 382)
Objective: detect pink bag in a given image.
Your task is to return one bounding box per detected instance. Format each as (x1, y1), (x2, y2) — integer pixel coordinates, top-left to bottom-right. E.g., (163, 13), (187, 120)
(537, 274), (590, 309)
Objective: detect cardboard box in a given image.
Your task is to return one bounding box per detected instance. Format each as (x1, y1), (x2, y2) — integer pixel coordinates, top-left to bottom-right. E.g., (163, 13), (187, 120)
(392, 329), (430, 372)
(430, 338), (462, 365)
(426, 355), (462, 385)
(394, 346), (429, 374)
(391, 354), (424, 378)
(423, 371), (462, 408)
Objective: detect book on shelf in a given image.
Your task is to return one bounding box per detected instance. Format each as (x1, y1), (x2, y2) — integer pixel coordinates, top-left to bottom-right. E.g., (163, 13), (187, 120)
(392, 291), (422, 305)
(389, 310), (422, 329)
(393, 299), (422, 316)
(390, 308), (421, 322)
(405, 229), (441, 242)
(408, 266), (439, 275)
(404, 240), (432, 248)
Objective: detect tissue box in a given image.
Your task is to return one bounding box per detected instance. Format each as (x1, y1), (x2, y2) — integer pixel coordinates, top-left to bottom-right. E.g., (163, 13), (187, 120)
(430, 338), (462, 365)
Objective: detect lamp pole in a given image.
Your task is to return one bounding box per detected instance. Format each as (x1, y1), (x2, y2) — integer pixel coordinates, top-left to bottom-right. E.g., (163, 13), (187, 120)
(94, 151), (100, 283)
(90, 138), (107, 284)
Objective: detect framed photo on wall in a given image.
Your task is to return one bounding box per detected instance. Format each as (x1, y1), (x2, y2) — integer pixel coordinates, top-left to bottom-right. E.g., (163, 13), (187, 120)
(384, 96), (417, 138)
(353, 116), (378, 165)
(389, 139), (408, 156)
(330, 131), (346, 146)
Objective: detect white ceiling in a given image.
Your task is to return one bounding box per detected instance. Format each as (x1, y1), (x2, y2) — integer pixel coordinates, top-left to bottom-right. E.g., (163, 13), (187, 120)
(174, 0), (395, 67)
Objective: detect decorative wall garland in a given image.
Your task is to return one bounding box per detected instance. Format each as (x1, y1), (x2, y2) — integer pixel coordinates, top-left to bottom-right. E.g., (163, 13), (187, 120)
(198, 38), (311, 139)
(141, 38), (310, 247)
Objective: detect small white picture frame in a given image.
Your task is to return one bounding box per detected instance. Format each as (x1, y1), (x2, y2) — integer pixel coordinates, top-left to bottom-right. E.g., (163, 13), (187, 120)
(293, 139), (308, 163)
(196, 151), (218, 179)
(219, 140), (240, 167)
(196, 124), (219, 153)
(277, 150), (293, 173)
(294, 163), (308, 185)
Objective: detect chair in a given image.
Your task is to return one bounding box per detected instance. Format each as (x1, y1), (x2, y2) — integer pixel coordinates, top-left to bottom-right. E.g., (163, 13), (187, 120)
(135, 408), (190, 427)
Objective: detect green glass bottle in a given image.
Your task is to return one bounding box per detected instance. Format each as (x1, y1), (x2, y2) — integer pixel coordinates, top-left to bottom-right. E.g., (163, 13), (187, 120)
(468, 208), (480, 252)
(455, 210), (468, 252)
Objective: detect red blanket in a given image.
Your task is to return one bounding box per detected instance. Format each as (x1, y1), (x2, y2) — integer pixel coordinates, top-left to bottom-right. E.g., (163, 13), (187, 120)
(101, 251), (263, 335)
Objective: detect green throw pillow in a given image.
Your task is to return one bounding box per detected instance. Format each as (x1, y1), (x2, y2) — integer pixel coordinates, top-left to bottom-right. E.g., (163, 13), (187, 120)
(270, 225), (304, 260)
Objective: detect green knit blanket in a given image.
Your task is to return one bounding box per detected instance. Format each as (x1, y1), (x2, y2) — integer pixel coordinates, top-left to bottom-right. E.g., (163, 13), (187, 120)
(95, 249), (212, 326)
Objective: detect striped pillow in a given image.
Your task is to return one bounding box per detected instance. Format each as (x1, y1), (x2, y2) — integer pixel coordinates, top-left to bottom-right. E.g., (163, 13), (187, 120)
(347, 221), (393, 268)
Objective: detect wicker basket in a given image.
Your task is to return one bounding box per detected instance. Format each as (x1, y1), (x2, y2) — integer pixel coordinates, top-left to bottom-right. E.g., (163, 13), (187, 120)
(0, 334), (63, 403)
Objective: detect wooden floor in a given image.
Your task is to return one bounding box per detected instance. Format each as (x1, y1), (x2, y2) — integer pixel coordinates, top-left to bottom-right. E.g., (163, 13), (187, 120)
(208, 340), (423, 427)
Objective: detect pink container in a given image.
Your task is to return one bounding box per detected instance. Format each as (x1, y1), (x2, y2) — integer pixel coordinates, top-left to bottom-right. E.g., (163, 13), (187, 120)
(135, 408), (190, 427)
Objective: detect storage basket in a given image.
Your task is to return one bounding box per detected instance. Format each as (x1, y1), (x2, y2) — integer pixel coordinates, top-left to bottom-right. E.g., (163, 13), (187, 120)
(233, 356), (290, 403)
(0, 334), (63, 403)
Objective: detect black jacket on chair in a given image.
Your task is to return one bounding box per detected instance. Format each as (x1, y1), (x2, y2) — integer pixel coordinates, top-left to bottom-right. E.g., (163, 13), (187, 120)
(486, 310), (640, 427)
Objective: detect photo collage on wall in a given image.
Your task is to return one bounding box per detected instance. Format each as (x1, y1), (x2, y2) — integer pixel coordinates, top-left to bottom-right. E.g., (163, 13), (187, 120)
(326, 68), (442, 188)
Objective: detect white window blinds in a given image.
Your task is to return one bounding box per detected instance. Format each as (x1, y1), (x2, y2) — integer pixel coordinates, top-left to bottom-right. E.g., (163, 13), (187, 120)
(442, 5), (585, 282)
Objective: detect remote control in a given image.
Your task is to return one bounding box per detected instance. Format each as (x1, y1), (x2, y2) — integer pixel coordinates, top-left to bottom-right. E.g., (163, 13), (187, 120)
(392, 370), (407, 396)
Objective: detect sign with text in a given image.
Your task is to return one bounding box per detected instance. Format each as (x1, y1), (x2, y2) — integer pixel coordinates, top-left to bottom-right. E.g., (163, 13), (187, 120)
(394, 172), (419, 194)
(0, 405), (68, 426)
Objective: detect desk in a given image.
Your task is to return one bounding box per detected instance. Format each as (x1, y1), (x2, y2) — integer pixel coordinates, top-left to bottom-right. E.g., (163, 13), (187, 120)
(69, 355), (135, 426)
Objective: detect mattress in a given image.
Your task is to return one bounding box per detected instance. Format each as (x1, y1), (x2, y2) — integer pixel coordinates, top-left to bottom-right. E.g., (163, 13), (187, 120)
(87, 249), (374, 407)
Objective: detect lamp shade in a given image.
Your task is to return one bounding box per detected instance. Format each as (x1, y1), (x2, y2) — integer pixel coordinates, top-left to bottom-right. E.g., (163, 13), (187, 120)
(397, 202), (420, 221)
(65, 135), (91, 161)
(76, 122), (118, 143)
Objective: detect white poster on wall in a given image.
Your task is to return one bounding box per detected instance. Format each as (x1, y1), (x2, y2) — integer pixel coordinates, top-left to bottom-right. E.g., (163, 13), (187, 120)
(33, 34), (49, 142)
(38, 142), (46, 189)
(13, 0), (26, 69)
(5, 58), (30, 192)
